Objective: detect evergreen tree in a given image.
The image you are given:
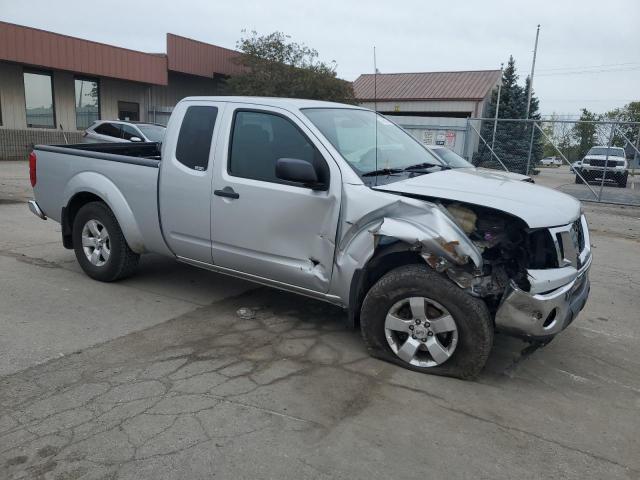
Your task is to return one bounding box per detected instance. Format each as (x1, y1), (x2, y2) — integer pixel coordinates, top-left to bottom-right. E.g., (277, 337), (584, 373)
(473, 56), (542, 174)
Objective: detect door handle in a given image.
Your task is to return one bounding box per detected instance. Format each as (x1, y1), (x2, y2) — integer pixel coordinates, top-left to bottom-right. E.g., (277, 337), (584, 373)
(214, 186), (240, 199)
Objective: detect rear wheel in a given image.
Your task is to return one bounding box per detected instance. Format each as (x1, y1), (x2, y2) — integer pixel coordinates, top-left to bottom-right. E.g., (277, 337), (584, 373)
(360, 264), (493, 379)
(72, 201), (139, 282)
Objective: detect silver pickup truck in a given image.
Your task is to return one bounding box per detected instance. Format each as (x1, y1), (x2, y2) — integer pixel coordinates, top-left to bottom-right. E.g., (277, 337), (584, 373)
(28, 97), (592, 379)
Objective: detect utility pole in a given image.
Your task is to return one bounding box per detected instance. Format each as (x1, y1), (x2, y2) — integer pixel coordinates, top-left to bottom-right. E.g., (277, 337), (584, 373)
(491, 63), (504, 152)
(525, 24), (540, 119)
(373, 46), (378, 113)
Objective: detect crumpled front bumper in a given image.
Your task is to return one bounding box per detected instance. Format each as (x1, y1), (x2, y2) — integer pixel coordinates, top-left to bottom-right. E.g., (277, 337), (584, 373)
(495, 214), (592, 341)
(495, 254), (591, 341)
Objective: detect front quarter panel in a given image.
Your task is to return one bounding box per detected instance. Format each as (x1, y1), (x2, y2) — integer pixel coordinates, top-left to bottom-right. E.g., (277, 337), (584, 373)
(328, 184), (482, 303)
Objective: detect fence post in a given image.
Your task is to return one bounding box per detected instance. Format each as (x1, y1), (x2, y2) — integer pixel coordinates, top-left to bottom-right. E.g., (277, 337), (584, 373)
(598, 124), (616, 202)
(525, 120), (536, 175)
(463, 118), (471, 161)
(634, 125), (640, 177)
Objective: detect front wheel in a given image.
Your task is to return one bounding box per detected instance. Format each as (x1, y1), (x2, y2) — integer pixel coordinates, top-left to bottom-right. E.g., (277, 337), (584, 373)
(360, 264), (493, 379)
(72, 201), (140, 282)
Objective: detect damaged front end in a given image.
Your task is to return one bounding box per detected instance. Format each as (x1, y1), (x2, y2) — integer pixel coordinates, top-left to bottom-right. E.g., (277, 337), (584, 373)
(432, 200), (592, 340)
(333, 184), (591, 342)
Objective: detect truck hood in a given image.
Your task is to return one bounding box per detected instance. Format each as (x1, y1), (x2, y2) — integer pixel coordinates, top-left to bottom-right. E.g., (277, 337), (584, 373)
(373, 168), (581, 228)
(475, 167), (531, 181)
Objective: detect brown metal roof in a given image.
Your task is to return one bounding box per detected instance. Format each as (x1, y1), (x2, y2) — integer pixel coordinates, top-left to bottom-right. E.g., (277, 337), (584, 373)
(354, 70), (501, 101)
(167, 33), (244, 78)
(0, 21), (168, 85)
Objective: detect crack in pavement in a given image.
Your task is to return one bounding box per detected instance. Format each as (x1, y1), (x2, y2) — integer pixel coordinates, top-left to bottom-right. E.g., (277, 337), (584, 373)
(1, 289), (638, 479)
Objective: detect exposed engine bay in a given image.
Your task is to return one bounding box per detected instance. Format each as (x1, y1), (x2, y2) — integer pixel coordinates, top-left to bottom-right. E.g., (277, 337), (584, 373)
(427, 200), (559, 310)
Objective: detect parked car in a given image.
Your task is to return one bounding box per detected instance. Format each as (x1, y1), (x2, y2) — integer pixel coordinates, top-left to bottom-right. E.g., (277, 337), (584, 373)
(27, 97), (591, 379)
(428, 146), (534, 182)
(539, 156), (562, 167)
(82, 120), (166, 144)
(575, 146), (628, 188)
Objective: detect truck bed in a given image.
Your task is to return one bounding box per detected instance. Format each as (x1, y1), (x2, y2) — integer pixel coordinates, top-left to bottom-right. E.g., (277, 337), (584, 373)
(32, 142), (170, 256)
(36, 142), (162, 165)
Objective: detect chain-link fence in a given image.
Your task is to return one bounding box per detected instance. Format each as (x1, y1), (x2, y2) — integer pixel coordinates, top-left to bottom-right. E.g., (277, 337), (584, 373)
(458, 118), (640, 206)
(0, 128), (84, 161)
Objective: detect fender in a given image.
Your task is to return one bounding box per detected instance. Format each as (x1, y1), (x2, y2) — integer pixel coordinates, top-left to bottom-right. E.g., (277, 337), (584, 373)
(63, 171), (146, 254)
(329, 184), (482, 306)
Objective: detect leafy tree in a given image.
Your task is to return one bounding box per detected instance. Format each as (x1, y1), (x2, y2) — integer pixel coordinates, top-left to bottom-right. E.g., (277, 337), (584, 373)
(225, 31), (354, 102)
(572, 109), (599, 159)
(542, 113), (580, 161)
(472, 56), (542, 174)
(602, 101), (640, 155)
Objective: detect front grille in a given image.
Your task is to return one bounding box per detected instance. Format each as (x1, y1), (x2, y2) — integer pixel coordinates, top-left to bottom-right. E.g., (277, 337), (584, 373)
(586, 159), (619, 168)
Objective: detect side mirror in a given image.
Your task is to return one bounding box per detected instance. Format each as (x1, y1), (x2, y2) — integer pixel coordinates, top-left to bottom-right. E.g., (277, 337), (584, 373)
(130, 136), (142, 142)
(276, 158), (323, 189)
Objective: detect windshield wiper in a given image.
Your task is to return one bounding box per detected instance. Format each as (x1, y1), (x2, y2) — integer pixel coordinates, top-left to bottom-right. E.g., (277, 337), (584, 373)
(402, 162), (450, 171)
(361, 167), (404, 177)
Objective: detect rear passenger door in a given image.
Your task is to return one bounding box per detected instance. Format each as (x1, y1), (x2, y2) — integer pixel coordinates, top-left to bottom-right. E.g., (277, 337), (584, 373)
(158, 100), (225, 262)
(210, 105), (342, 293)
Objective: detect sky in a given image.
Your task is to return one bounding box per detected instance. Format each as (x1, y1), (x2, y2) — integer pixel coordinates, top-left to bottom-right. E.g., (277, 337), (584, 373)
(1, 0), (638, 116)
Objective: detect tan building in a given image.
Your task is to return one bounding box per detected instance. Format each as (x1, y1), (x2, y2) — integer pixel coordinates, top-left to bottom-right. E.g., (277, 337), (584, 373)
(354, 70), (501, 156)
(0, 21), (242, 159)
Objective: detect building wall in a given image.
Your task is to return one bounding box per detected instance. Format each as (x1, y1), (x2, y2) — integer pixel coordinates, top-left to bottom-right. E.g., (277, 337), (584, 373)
(148, 72), (224, 124)
(0, 61), (27, 129)
(100, 77), (150, 122)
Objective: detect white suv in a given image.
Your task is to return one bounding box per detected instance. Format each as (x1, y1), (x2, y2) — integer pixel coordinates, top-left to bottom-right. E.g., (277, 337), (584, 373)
(82, 120), (166, 144)
(576, 146), (628, 188)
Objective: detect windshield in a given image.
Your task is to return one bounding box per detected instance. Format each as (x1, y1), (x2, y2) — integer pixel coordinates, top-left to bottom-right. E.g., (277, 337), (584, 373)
(430, 147), (474, 168)
(137, 124), (166, 142)
(587, 147), (625, 157)
(302, 108), (444, 179)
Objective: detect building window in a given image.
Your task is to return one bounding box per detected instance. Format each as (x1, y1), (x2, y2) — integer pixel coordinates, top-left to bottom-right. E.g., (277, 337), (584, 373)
(23, 71), (55, 128)
(118, 101), (139, 121)
(75, 78), (99, 130)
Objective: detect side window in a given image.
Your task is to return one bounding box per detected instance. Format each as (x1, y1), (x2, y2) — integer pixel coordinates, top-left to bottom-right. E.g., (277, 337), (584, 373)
(175, 106), (218, 171)
(121, 124), (141, 140)
(94, 123), (121, 138)
(229, 110), (328, 185)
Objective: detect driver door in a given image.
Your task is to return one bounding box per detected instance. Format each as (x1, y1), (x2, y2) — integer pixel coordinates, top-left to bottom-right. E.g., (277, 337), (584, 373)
(210, 105), (342, 293)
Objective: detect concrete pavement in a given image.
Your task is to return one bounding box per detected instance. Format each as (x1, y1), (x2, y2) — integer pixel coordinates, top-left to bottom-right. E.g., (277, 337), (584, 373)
(1, 161), (639, 479)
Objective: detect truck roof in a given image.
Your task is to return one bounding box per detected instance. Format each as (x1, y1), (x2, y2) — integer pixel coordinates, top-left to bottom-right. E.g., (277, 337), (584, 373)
(180, 96), (365, 110)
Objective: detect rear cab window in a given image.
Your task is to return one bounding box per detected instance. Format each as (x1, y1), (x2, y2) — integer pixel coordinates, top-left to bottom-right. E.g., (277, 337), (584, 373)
(175, 106), (219, 171)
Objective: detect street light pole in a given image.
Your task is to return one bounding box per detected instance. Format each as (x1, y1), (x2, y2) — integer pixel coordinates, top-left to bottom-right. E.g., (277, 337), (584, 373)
(525, 24), (540, 120)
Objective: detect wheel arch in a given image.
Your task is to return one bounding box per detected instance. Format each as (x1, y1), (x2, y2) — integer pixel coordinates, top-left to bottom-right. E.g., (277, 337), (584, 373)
(347, 239), (426, 328)
(61, 172), (146, 253)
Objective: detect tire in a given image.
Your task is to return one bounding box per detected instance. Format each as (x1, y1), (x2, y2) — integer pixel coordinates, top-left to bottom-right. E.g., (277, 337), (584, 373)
(575, 175), (583, 184)
(360, 264), (493, 380)
(72, 201), (139, 282)
(618, 174), (628, 188)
